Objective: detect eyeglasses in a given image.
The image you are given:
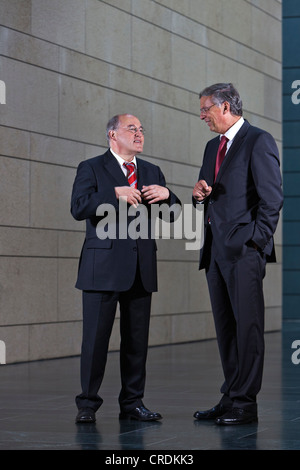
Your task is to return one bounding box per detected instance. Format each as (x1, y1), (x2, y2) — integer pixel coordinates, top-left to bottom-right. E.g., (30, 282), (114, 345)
(120, 125), (145, 135)
(200, 104), (216, 115)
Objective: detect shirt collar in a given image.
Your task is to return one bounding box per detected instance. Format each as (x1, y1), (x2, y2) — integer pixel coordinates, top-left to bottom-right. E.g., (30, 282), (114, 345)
(110, 148), (137, 168)
(223, 117), (244, 142)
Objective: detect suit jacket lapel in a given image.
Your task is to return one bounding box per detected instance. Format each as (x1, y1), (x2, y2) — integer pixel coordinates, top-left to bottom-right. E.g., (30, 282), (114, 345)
(103, 150), (130, 186)
(215, 120), (250, 183)
(208, 138), (220, 185)
(136, 157), (149, 190)
(103, 152), (151, 190)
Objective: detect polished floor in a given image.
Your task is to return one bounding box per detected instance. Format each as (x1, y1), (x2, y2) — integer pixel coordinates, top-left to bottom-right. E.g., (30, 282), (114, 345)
(0, 321), (299, 451)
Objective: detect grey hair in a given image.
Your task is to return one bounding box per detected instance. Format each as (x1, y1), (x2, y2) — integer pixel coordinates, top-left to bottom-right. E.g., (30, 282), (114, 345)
(199, 83), (243, 116)
(106, 115), (120, 143)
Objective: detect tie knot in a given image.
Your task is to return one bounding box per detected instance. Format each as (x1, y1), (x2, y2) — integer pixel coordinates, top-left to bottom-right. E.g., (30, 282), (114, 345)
(124, 161), (135, 170)
(123, 161), (137, 188)
(220, 135), (228, 146)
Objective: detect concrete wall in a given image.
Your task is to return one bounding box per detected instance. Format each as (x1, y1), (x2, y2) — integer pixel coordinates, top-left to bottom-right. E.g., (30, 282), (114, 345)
(0, 0), (282, 363)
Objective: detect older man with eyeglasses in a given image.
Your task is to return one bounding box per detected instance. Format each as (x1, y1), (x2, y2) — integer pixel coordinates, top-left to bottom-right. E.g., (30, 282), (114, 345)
(192, 83), (283, 425)
(71, 114), (181, 424)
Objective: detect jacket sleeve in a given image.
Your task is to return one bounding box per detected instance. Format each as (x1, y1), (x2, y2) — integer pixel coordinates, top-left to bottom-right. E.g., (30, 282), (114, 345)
(250, 132), (283, 251)
(192, 142), (212, 209)
(71, 160), (118, 221)
(156, 166), (182, 222)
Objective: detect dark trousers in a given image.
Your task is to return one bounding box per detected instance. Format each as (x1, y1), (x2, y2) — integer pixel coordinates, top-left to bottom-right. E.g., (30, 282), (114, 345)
(206, 235), (267, 413)
(75, 269), (152, 412)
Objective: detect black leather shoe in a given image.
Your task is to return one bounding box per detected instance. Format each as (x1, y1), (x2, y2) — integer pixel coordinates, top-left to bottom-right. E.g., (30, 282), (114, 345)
(194, 403), (230, 420)
(75, 407), (96, 423)
(215, 408), (258, 425)
(119, 405), (162, 421)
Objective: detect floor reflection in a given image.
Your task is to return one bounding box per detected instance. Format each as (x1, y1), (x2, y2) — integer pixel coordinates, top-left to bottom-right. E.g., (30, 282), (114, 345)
(0, 322), (299, 450)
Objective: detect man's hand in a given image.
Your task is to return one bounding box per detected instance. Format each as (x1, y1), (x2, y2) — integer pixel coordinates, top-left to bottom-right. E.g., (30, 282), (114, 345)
(193, 180), (212, 202)
(141, 185), (170, 204)
(115, 186), (142, 208)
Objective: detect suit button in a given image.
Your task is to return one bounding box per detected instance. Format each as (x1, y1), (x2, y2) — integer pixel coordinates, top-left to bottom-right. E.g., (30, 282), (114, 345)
(209, 199), (214, 204)
(133, 246), (137, 251)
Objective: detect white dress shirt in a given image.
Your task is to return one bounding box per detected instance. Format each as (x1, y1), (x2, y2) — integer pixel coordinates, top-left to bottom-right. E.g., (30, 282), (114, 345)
(110, 148), (137, 177)
(223, 117), (245, 153)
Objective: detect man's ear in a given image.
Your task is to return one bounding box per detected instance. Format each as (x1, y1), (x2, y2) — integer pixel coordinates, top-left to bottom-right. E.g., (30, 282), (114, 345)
(223, 101), (230, 114)
(109, 130), (116, 141)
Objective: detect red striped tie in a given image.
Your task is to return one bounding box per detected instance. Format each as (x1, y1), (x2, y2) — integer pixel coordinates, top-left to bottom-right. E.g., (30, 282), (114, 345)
(123, 162), (137, 188)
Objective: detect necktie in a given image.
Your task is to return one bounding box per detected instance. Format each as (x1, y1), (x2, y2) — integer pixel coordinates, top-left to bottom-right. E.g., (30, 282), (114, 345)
(123, 162), (137, 189)
(214, 135), (228, 181)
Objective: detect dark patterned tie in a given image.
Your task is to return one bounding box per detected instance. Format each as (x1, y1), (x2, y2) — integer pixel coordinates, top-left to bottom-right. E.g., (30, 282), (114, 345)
(214, 136), (228, 181)
(123, 162), (137, 188)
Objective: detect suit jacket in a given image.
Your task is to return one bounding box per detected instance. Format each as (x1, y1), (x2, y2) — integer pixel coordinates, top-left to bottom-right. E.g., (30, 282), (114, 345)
(71, 150), (181, 292)
(195, 120), (283, 269)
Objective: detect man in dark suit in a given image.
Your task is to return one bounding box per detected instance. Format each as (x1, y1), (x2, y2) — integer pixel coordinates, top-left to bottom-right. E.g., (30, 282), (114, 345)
(192, 83), (283, 425)
(71, 113), (180, 423)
